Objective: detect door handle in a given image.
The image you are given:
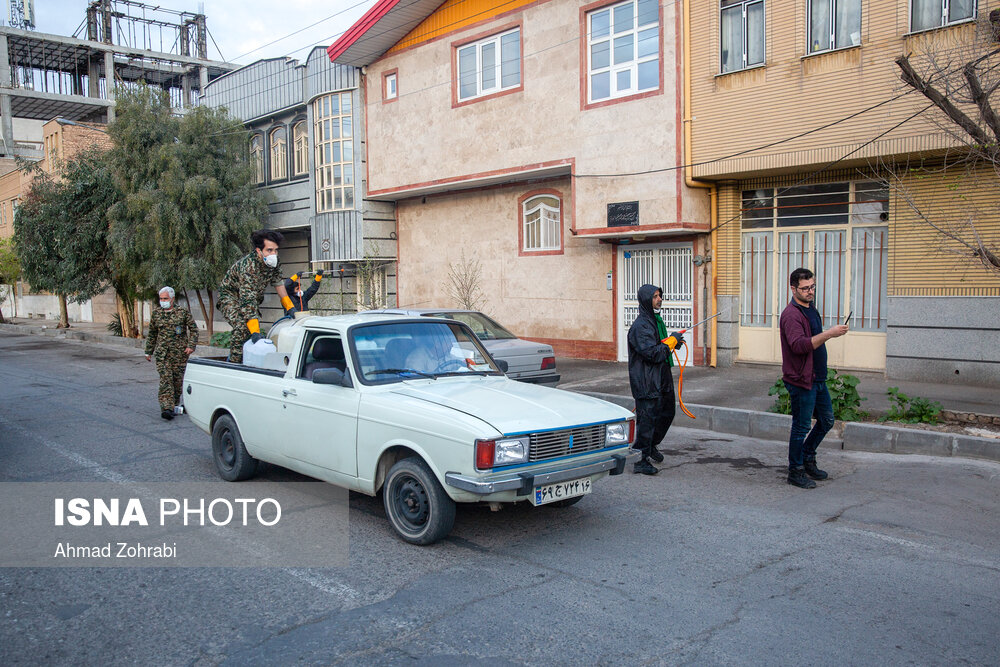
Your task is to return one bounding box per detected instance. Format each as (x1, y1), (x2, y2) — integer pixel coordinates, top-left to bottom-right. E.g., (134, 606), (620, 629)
(282, 388), (297, 397)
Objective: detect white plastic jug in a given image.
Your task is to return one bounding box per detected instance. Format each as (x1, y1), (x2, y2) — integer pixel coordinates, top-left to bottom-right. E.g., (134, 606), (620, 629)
(242, 338), (277, 368)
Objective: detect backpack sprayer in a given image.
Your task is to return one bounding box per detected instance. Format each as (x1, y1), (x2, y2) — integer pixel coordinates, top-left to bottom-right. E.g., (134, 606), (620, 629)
(660, 310), (725, 419)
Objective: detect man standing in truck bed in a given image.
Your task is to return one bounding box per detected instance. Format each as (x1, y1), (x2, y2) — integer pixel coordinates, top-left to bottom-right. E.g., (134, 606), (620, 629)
(217, 229), (294, 363)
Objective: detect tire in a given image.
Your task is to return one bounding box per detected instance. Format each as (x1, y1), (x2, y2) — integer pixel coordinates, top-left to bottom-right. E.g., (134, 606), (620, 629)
(211, 414), (258, 482)
(548, 496), (584, 508)
(383, 457), (456, 545)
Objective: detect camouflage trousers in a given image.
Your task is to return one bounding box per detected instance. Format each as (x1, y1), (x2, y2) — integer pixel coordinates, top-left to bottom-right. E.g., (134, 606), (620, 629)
(227, 322), (252, 364)
(155, 350), (188, 411)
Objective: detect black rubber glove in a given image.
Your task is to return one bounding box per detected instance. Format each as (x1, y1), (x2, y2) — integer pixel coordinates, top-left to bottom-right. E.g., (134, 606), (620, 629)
(669, 332), (684, 348)
(250, 332), (264, 344)
(315, 269), (324, 278)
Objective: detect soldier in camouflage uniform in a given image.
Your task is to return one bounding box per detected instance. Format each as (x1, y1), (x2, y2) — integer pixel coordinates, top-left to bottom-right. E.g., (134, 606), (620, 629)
(145, 286), (199, 420)
(217, 229), (293, 364)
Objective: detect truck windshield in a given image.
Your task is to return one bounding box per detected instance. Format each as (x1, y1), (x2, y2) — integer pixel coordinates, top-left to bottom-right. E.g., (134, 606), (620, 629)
(352, 321), (502, 384)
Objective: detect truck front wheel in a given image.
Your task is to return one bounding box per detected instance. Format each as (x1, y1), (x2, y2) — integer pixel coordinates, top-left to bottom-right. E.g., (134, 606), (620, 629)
(211, 414), (258, 481)
(383, 457), (456, 545)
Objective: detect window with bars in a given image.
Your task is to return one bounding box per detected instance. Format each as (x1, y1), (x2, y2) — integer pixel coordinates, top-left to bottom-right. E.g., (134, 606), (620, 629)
(739, 181), (888, 331)
(269, 127), (287, 181)
(457, 28), (521, 102)
(313, 92), (355, 213)
(522, 195), (561, 251)
(293, 121), (308, 177)
(587, 0), (659, 103)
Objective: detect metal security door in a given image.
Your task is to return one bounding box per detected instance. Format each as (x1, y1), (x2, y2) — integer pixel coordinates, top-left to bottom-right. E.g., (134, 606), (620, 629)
(617, 243), (694, 361)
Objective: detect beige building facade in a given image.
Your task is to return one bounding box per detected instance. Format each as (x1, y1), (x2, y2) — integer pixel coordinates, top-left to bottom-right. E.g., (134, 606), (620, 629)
(688, 0), (1000, 384)
(330, 0), (711, 360)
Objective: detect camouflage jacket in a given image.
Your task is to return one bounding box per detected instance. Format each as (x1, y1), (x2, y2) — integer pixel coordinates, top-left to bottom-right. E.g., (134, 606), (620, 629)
(217, 252), (282, 324)
(145, 307), (199, 357)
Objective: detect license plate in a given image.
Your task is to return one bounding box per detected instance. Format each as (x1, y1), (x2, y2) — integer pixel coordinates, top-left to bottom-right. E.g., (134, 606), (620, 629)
(531, 478), (592, 506)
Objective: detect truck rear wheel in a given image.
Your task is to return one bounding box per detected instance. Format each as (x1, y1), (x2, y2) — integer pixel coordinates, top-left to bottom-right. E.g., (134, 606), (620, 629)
(383, 457), (455, 545)
(211, 414), (258, 481)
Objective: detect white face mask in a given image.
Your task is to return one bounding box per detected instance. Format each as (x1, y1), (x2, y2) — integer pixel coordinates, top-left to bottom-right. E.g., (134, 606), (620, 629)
(295, 290), (303, 298)
(263, 253), (278, 268)
(159, 300), (171, 309)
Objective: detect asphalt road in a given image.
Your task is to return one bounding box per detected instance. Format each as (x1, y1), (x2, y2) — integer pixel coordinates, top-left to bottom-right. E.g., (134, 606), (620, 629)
(1, 332), (999, 666)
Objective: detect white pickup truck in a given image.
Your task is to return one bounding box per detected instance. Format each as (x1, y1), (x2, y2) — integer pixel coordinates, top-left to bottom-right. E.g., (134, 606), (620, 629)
(183, 313), (637, 544)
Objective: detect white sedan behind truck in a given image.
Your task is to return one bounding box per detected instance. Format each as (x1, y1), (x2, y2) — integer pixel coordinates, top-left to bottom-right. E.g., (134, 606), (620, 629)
(183, 313), (637, 544)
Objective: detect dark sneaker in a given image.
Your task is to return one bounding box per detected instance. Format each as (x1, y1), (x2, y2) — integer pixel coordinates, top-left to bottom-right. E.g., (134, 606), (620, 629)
(161, 410), (174, 421)
(787, 467), (816, 489)
(649, 447), (664, 463)
(633, 459), (659, 475)
(803, 459), (828, 480)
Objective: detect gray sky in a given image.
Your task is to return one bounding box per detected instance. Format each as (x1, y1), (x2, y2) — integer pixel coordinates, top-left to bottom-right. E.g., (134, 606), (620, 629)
(19, 0), (378, 65)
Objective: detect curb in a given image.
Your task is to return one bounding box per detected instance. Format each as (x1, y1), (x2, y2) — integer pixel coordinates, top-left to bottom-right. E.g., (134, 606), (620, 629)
(0, 322), (230, 358)
(576, 390), (1000, 465)
(5, 321), (998, 465)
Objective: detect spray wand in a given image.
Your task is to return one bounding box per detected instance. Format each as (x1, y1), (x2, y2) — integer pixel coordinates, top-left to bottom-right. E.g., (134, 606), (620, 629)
(660, 310), (725, 419)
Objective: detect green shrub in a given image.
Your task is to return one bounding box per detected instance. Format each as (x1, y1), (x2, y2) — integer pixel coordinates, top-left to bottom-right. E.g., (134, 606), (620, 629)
(882, 387), (942, 424)
(768, 369), (867, 421)
(827, 368), (867, 421)
(768, 377), (791, 414)
(106, 313), (123, 336)
(210, 331), (232, 348)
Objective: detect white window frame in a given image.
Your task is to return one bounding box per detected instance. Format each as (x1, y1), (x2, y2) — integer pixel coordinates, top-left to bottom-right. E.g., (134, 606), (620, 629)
(522, 195), (561, 252)
(385, 72), (397, 100)
(269, 127), (287, 181)
(313, 91), (355, 213)
(456, 28), (521, 102)
(720, 0), (765, 73)
(807, 0), (862, 54)
(738, 181), (889, 332)
(586, 0), (660, 104)
(292, 121), (308, 177)
(909, 0), (976, 32)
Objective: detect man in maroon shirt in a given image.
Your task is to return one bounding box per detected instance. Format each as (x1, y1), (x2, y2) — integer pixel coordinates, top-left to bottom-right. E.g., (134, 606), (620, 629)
(779, 268), (848, 489)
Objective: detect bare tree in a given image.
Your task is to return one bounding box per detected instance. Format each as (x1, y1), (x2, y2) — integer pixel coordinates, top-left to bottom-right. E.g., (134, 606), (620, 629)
(890, 17), (1000, 274)
(445, 253), (485, 311)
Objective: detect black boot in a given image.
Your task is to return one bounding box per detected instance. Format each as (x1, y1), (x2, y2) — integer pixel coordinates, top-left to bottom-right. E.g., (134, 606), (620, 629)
(803, 458), (828, 480)
(787, 467), (816, 489)
(633, 458), (659, 475)
(161, 409), (174, 421)
(648, 446), (664, 463)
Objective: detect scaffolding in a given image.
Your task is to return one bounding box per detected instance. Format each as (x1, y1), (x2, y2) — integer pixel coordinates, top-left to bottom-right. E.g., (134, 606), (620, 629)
(0, 0), (234, 158)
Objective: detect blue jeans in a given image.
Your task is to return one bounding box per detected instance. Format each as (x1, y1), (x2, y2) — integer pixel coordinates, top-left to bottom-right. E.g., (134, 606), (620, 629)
(785, 380), (835, 469)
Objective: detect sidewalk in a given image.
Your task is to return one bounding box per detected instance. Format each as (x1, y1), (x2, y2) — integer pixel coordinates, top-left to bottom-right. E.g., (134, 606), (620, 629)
(3, 317), (998, 462)
(555, 357), (1000, 463)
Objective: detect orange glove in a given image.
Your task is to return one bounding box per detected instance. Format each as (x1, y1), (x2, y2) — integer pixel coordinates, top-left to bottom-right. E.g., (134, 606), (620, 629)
(247, 318), (260, 334)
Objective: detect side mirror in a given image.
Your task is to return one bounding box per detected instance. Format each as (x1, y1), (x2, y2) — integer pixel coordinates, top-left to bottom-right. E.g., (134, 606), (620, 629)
(495, 359), (509, 373)
(312, 368), (353, 387)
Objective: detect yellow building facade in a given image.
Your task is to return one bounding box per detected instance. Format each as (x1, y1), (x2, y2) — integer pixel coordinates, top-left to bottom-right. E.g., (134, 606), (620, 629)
(688, 0), (1000, 384)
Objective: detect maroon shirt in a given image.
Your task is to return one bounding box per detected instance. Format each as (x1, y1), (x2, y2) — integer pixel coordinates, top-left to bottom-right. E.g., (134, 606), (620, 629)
(779, 301), (816, 390)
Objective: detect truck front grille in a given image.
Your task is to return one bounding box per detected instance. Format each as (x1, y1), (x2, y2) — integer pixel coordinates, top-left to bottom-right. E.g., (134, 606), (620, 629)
(528, 424), (607, 462)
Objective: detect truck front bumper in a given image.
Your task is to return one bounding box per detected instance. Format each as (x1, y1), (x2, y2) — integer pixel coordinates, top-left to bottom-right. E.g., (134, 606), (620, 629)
(444, 448), (640, 496)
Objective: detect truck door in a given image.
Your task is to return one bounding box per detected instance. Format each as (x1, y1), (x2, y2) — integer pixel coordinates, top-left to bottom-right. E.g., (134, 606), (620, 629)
(280, 333), (360, 478)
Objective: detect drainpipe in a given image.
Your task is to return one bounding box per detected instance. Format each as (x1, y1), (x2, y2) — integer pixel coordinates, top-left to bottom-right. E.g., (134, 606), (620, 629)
(682, 0), (719, 367)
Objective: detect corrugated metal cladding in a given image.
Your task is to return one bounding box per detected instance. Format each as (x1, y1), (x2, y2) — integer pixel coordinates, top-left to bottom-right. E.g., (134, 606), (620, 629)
(312, 211), (364, 261)
(306, 48), (359, 102)
(201, 58), (301, 121)
(388, 0), (537, 53)
(202, 48), (359, 121)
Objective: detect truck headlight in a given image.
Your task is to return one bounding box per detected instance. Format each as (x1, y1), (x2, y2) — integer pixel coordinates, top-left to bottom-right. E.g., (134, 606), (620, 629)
(475, 437), (529, 469)
(605, 421), (631, 446)
(494, 437), (529, 465)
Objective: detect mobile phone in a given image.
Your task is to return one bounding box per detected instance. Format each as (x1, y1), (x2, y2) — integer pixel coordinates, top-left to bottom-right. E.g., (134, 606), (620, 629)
(843, 311), (853, 326)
